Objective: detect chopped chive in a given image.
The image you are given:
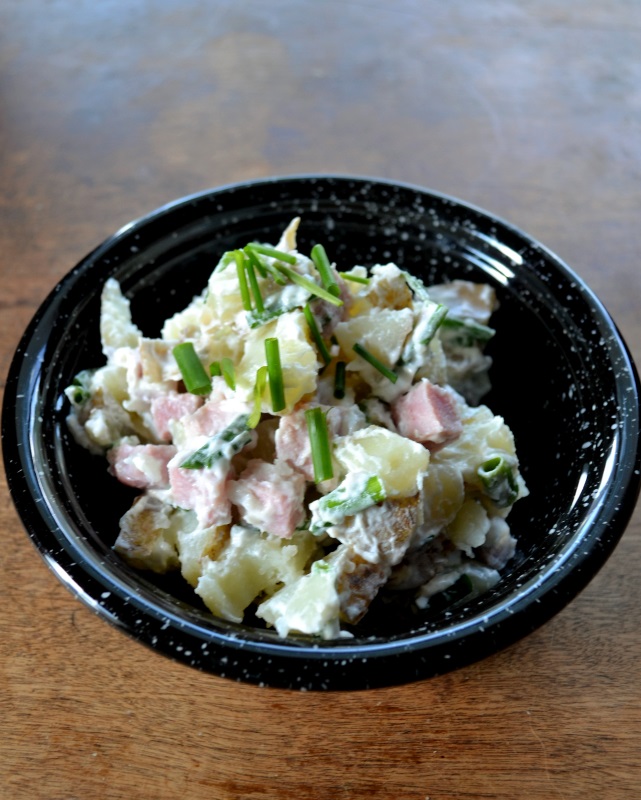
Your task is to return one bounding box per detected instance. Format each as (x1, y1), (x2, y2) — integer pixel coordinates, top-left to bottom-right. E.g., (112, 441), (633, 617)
(245, 243), (297, 265)
(334, 361), (346, 399)
(441, 316), (495, 346)
(265, 337), (285, 412)
(274, 263), (344, 307)
(305, 407), (333, 483)
(303, 303), (331, 365)
(420, 303), (449, 346)
(209, 361), (222, 377)
(234, 250), (252, 312)
(311, 243), (340, 298)
(244, 245), (268, 278)
(323, 475), (385, 512)
(339, 271), (370, 285)
(221, 357), (236, 390)
(402, 270), (431, 302)
(245, 257), (265, 314)
(353, 342), (398, 383)
(213, 251), (236, 274)
(173, 342), (212, 395)
(478, 456), (519, 508)
(245, 245), (287, 285)
(248, 366), (268, 428)
(247, 306), (287, 328)
(180, 415), (251, 469)
(262, 261), (289, 285)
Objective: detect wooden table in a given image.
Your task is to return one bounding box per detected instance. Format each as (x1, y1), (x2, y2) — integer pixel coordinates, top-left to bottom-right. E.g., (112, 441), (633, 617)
(2, 2), (640, 798)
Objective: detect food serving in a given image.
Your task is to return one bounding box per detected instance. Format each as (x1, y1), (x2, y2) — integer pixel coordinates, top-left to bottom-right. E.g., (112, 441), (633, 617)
(65, 218), (528, 639)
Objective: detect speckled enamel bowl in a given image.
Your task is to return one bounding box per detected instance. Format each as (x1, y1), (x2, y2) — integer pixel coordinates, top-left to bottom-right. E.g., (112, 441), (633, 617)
(3, 176), (640, 690)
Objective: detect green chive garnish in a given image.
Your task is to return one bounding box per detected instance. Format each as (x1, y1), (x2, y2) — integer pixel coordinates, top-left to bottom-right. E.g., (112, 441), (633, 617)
(180, 415), (252, 469)
(221, 357), (236, 390)
(339, 271), (370, 285)
(245, 243), (297, 265)
(265, 337), (285, 412)
(334, 361), (346, 399)
(311, 243), (340, 298)
(441, 316), (495, 346)
(173, 342), (212, 395)
(262, 261), (289, 285)
(274, 263), (344, 307)
(244, 245), (268, 278)
(248, 366), (268, 429)
(303, 303), (331, 365)
(478, 456), (519, 508)
(209, 361), (222, 377)
(245, 245), (286, 285)
(245, 257), (264, 314)
(352, 342), (398, 383)
(234, 250), (252, 312)
(420, 303), (449, 346)
(305, 407), (333, 483)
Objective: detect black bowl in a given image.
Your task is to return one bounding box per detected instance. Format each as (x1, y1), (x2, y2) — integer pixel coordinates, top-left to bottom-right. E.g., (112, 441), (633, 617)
(3, 175), (640, 690)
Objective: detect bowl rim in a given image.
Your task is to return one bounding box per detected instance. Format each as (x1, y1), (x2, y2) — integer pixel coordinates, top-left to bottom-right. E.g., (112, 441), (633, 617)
(3, 173), (641, 689)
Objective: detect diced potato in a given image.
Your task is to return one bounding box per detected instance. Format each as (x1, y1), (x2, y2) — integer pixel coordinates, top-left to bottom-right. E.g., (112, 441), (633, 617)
(205, 267), (247, 324)
(328, 494), (421, 566)
(161, 294), (209, 342)
(334, 307), (413, 373)
(446, 496), (491, 555)
(428, 280), (497, 325)
(416, 462), (465, 544)
(68, 363), (145, 450)
(334, 425), (429, 497)
(139, 338), (181, 384)
(114, 493), (194, 573)
(363, 263), (413, 310)
(275, 216), (300, 252)
(256, 563), (341, 639)
(336, 552), (389, 624)
(176, 524), (231, 587)
(93, 363), (129, 405)
(235, 310), (318, 410)
(100, 279), (142, 357)
(195, 527), (318, 623)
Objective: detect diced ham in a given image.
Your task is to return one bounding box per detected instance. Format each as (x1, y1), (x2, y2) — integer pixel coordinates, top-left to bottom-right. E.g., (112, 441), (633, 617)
(392, 379), (462, 448)
(108, 443), (176, 489)
(151, 391), (204, 441)
(168, 456), (232, 528)
(228, 459), (306, 538)
(181, 393), (248, 440)
(275, 405), (366, 480)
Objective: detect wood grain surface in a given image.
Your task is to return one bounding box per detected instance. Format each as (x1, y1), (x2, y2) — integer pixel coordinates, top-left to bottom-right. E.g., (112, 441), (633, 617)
(1, 2), (640, 798)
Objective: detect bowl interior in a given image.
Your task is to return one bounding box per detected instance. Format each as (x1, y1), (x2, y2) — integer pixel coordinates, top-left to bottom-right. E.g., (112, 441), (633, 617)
(5, 176), (640, 686)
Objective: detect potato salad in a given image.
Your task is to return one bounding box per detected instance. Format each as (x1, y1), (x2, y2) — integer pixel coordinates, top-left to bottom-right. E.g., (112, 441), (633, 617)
(66, 218), (528, 639)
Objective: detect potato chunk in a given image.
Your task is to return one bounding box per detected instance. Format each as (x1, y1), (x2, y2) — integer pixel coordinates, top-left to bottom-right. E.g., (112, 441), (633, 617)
(334, 425), (429, 497)
(195, 527), (318, 623)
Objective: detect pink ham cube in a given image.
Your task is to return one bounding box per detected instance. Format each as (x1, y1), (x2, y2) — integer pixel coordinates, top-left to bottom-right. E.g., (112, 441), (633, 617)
(180, 395), (248, 440)
(392, 379), (462, 448)
(108, 443), (177, 489)
(151, 391), (204, 441)
(229, 459), (306, 538)
(167, 456), (232, 528)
